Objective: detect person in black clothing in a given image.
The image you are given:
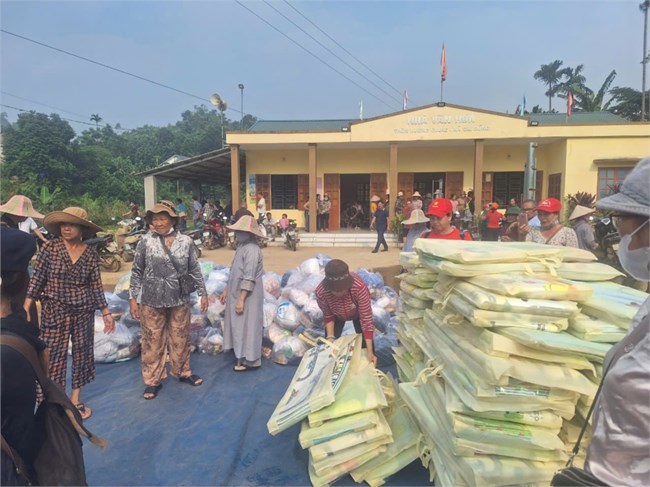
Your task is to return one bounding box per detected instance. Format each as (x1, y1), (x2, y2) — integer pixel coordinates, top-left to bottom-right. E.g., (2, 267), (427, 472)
(233, 202), (254, 223)
(1, 226), (44, 485)
(370, 200), (389, 253)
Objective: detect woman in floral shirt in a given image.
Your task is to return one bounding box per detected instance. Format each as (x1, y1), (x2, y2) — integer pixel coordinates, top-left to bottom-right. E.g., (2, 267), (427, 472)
(129, 200), (207, 400)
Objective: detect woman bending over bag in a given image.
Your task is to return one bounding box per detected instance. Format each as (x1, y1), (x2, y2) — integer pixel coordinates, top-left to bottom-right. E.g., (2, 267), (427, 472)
(129, 200), (207, 400)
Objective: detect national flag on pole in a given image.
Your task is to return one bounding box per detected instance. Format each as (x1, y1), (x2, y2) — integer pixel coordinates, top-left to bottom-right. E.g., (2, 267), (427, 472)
(567, 91), (573, 117)
(403, 90), (409, 110)
(441, 43), (447, 82)
(359, 100), (364, 120)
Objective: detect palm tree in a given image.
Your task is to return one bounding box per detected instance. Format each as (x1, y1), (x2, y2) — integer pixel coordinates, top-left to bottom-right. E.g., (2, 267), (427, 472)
(534, 60), (566, 111)
(90, 114), (102, 128)
(608, 86), (649, 121)
(557, 64), (587, 98)
(572, 70), (617, 112)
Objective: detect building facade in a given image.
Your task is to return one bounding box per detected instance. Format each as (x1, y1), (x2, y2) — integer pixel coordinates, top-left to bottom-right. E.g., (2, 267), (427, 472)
(226, 103), (648, 232)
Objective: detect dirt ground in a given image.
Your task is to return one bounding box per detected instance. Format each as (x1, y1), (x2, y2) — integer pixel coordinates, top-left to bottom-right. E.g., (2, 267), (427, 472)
(101, 245), (403, 292)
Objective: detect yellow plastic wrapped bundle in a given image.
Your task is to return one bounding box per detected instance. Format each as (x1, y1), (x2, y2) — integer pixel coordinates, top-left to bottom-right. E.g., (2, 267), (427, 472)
(308, 443), (387, 487)
(468, 273), (593, 302)
(308, 362), (388, 427)
(399, 280), (432, 300)
(556, 262), (624, 281)
(568, 313), (626, 343)
(398, 270), (438, 288)
(579, 281), (648, 329)
(420, 254), (560, 278)
(298, 409), (380, 449)
(415, 238), (534, 263)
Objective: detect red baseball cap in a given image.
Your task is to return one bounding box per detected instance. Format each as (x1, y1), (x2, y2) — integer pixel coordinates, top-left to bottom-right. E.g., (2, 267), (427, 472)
(426, 198), (453, 217)
(535, 198), (562, 213)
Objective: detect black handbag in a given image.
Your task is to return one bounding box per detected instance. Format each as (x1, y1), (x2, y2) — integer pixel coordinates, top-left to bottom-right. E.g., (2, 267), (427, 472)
(158, 234), (196, 295)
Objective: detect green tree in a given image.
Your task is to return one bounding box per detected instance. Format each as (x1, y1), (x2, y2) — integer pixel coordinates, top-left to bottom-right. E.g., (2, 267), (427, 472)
(534, 60), (566, 111)
(572, 70), (617, 112)
(556, 64), (587, 98)
(90, 113), (103, 127)
(608, 87), (649, 121)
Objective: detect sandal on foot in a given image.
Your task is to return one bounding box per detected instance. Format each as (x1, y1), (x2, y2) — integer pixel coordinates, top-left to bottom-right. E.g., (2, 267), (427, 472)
(143, 384), (162, 400)
(179, 374), (203, 386)
(233, 364), (260, 372)
(75, 403), (92, 420)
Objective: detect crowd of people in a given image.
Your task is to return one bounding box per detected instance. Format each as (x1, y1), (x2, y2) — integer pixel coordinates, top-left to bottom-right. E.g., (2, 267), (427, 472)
(1, 159), (648, 486)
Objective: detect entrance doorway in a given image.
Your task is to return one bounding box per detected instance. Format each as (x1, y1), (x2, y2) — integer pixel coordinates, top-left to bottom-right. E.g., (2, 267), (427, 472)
(414, 172), (446, 199)
(340, 174), (371, 229)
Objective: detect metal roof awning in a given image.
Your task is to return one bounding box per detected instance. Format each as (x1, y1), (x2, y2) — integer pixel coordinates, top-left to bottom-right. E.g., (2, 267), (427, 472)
(138, 147), (244, 185)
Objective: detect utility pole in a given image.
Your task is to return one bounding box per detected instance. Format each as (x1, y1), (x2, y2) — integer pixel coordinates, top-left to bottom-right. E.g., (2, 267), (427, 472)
(642, 0), (649, 121)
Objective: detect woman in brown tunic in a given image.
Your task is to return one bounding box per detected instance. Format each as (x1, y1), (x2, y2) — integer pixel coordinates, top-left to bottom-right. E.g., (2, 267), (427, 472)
(24, 207), (115, 419)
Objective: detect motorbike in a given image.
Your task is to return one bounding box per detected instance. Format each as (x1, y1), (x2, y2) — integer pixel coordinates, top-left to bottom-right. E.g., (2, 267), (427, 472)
(111, 216), (146, 262)
(85, 235), (121, 272)
(594, 216), (620, 264)
(182, 229), (203, 258)
(282, 219), (299, 251)
(202, 210), (227, 250)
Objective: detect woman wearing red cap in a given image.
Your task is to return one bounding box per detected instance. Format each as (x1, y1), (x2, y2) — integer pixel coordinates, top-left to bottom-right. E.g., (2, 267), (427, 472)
(523, 198), (578, 247)
(422, 199), (473, 240)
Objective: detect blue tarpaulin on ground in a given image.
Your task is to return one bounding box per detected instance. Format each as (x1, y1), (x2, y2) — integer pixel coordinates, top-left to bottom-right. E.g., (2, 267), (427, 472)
(80, 352), (430, 486)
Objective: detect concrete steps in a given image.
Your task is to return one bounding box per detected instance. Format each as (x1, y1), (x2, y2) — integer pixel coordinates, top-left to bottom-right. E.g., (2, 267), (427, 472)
(266, 231), (399, 248)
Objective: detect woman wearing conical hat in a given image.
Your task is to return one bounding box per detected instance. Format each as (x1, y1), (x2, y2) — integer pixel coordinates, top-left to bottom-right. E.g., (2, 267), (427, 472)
(220, 215), (265, 371)
(569, 205), (599, 251)
(401, 209), (429, 252)
(0, 195), (48, 244)
(24, 207), (115, 419)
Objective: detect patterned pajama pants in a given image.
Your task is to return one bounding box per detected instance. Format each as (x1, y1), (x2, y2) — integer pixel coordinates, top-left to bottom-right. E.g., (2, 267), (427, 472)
(40, 301), (95, 390)
(140, 304), (192, 387)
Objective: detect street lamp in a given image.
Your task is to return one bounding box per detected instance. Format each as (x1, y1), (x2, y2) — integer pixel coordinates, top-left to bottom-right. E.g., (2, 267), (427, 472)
(641, 0), (649, 121)
(210, 93), (228, 148)
(238, 83), (244, 129)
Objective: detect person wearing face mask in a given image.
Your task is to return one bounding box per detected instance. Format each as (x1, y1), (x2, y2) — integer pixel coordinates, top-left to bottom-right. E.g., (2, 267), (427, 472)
(220, 215), (265, 372)
(583, 157), (650, 486)
(523, 198), (578, 247)
(129, 200), (208, 400)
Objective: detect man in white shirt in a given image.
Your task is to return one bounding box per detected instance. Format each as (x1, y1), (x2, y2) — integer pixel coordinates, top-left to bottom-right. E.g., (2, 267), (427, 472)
(192, 196), (202, 229)
(256, 192), (267, 220)
(18, 217), (47, 244)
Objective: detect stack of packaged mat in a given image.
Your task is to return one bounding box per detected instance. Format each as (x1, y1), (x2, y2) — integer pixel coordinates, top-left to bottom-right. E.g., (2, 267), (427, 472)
(395, 239), (647, 487)
(267, 334), (421, 487)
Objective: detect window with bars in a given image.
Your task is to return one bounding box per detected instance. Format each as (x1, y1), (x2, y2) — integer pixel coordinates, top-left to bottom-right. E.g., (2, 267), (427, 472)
(548, 173), (562, 200)
(271, 175), (298, 209)
(597, 167), (633, 199)
(492, 172), (524, 206)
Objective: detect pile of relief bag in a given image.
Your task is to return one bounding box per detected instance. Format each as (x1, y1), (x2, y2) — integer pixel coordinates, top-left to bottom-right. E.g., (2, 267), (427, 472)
(97, 256), (401, 369)
(394, 239), (648, 487)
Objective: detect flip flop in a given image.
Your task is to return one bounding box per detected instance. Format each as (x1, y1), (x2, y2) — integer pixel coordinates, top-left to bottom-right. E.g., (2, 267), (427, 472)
(75, 403), (92, 420)
(179, 374), (203, 386)
(143, 384), (162, 400)
(233, 364), (261, 372)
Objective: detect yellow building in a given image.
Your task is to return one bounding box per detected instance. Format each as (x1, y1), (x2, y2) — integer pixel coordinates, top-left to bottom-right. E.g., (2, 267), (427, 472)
(225, 103), (648, 231)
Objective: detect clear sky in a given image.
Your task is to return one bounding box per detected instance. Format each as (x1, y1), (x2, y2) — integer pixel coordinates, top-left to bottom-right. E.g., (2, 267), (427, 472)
(0, 0), (645, 133)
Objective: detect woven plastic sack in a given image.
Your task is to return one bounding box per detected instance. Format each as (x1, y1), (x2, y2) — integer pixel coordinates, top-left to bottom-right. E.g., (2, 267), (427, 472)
(113, 272), (131, 299)
(568, 313), (626, 343)
(271, 336), (309, 365)
(267, 334), (360, 435)
(299, 410), (380, 449)
(468, 273), (592, 301)
(308, 361), (388, 427)
(557, 262), (624, 281)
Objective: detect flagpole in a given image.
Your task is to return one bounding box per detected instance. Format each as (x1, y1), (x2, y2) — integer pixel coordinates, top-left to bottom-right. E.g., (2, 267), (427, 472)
(440, 80), (444, 102)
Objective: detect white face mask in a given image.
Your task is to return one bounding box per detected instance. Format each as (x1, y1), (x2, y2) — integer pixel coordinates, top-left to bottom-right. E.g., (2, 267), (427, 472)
(617, 220), (650, 281)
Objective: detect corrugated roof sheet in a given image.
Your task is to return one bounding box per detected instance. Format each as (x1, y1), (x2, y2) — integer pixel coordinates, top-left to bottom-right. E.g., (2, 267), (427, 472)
(246, 119), (355, 132)
(526, 112), (627, 124)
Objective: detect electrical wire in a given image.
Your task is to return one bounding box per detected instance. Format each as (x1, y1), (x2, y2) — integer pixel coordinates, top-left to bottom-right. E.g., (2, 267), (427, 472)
(262, 0), (402, 106)
(1, 29), (242, 115)
(283, 0), (414, 105)
(0, 103), (117, 130)
(235, 1), (400, 111)
(1, 90), (88, 118)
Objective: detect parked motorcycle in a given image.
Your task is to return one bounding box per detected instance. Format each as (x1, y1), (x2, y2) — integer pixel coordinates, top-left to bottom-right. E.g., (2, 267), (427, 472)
(203, 210), (227, 250)
(282, 219), (299, 251)
(85, 235), (121, 272)
(37, 226), (55, 249)
(112, 216), (146, 262)
(594, 216), (619, 264)
(182, 229), (203, 258)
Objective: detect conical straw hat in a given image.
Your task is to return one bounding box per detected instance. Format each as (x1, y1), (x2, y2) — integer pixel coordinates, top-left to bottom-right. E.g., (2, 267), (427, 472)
(402, 209), (428, 225)
(0, 195), (44, 219)
(569, 205), (595, 221)
(226, 215), (266, 238)
(44, 207), (103, 239)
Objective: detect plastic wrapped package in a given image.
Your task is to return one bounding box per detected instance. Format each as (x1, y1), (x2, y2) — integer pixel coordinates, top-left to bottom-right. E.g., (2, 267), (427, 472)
(299, 257), (325, 276)
(199, 327), (223, 355)
(374, 331), (398, 367)
(205, 268), (230, 295)
(375, 286), (399, 314)
(557, 262), (624, 281)
(205, 298), (226, 326)
(267, 321), (292, 343)
(280, 270), (294, 288)
(468, 274), (593, 302)
(190, 313), (208, 329)
(94, 314), (106, 333)
(275, 300), (301, 331)
(300, 298), (324, 327)
(568, 313), (626, 343)
(271, 336), (310, 365)
(372, 304), (391, 333)
(104, 292), (129, 316)
(299, 410), (381, 449)
(579, 281), (648, 329)
(119, 310), (140, 328)
(197, 259), (215, 278)
(263, 301), (277, 329)
(263, 272), (282, 299)
(314, 253), (332, 269)
(356, 269), (385, 299)
(94, 323), (139, 363)
(113, 272), (131, 299)
(287, 288), (310, 308)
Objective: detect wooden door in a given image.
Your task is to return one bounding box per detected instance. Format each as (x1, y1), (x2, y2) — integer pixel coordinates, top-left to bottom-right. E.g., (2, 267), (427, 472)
(398, 172), (414, 199)
(297, 174), (309, 210)
(370, 173), (388, 200)
(324, 173), (340, 230)
(445, 171), (464, 199)
(256, 174), (270, 210)
(482, 172), (494, 205)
